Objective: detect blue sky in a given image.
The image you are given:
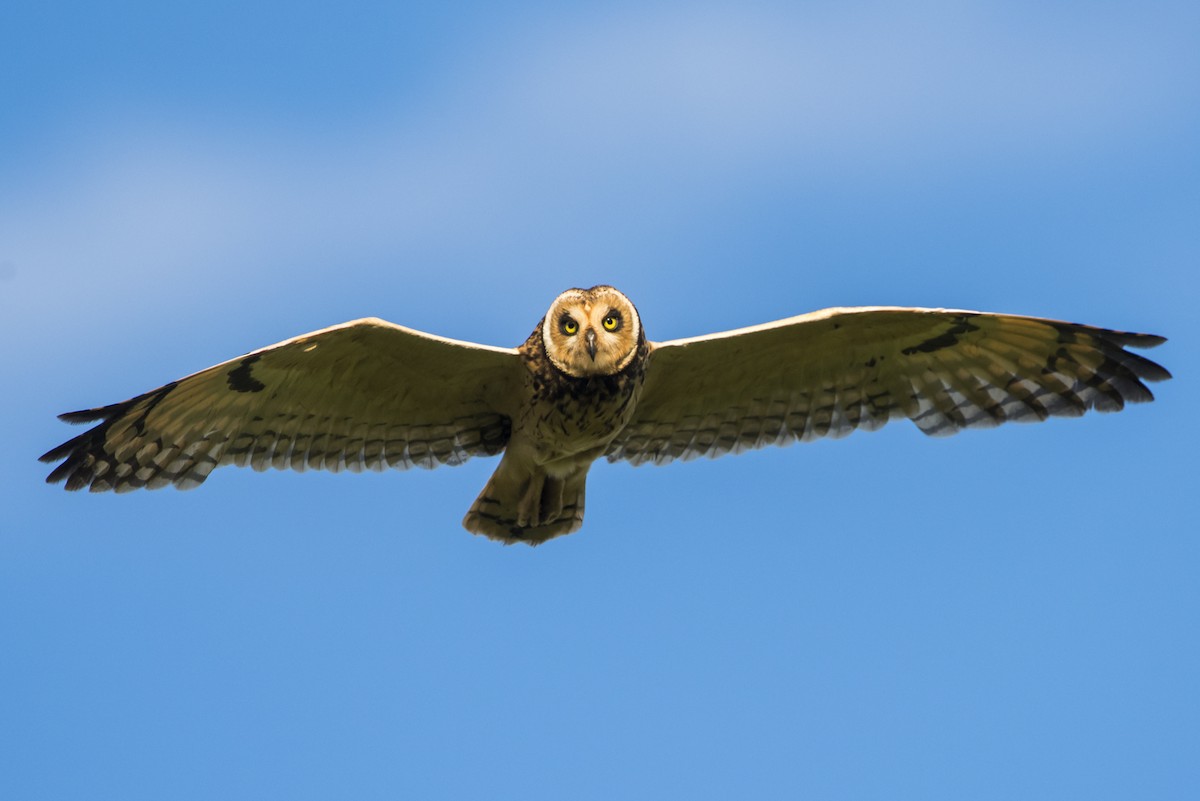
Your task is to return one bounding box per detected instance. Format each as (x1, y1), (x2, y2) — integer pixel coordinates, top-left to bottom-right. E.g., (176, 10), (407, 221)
(2, 2), (1197, 799)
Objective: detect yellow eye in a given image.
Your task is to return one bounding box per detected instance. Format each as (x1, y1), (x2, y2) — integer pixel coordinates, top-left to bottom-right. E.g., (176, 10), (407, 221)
(561, 318), (578, 335)
(602, 315), (620, 331)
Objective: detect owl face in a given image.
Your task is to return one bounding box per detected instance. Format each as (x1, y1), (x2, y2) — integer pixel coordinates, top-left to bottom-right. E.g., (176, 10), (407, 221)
(541, 285), (642, 377)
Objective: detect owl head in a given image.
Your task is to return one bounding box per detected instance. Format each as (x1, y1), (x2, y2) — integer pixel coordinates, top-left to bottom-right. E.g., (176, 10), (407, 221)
(541, 286), (642, 377)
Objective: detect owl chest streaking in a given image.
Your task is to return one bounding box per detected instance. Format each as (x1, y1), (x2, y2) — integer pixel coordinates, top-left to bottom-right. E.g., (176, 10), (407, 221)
(42, 284), (1170, 545)
(518, 288), (648, 454)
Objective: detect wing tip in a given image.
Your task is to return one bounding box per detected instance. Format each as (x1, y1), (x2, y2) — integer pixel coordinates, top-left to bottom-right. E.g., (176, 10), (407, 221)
(1102, 331), (1172, 383)
(58, 407), (110, 424)
(1113, 330), (1167, 350)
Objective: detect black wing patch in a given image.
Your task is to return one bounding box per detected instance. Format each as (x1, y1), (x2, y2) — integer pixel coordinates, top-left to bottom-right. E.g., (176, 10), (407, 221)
(226, 355), (266, 393)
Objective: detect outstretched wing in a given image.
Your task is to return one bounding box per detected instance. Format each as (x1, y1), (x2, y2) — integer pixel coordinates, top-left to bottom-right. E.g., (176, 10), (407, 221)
(607, 307), (1170, 466)
(42, 318), (522, 491)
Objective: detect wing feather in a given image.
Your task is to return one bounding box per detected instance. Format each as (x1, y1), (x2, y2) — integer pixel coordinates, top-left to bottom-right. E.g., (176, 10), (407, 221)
(43, 318), (521, 491)
(607, 306), (1169, 466)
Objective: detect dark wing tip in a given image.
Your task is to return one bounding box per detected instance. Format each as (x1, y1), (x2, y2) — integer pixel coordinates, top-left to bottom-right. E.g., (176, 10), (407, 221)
(1054, 321), (1171, 385)
(40, 425), (107, 488)
(43, 401), (128, 465)
(40, 435), (80, 464)
(42, 395), (151, 488)
(1145, 362), (1172, 382)
(44, 457), (83, 487)
(1119, 331), (1167, 349)
(1097, 329), (1172, 383)
(58, 407), (111, 424)
(57, 395), (147, 424)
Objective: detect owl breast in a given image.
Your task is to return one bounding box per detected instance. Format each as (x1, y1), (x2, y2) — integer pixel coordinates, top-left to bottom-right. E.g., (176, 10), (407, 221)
(532, 372), (643, 450)
(516, 328), (648, 466)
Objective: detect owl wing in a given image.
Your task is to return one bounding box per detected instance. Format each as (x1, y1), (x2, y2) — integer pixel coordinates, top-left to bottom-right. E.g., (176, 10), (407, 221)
(42, 318), (522, 491)
(606, 307), (1170, 466)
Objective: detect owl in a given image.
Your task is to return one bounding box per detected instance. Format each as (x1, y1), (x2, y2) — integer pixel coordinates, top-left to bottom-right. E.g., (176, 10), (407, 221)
(42, 285), (1170, 544)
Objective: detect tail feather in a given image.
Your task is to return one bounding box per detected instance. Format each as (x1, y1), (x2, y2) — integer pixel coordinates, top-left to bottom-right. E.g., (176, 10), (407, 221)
(463, 457), (587, 545)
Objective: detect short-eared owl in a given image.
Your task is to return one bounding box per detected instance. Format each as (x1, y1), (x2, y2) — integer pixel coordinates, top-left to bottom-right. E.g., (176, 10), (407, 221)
(43, 286), (1170, 544)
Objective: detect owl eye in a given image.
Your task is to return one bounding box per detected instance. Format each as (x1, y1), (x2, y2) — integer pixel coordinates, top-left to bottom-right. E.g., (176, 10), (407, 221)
(602, 314), (621, 332)
(560, 317), (579, 335)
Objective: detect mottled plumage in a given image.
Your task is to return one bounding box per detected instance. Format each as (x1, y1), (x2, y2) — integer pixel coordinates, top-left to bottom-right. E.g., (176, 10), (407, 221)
(42, 286), (1170, 544)
(464, 287), (649, 540)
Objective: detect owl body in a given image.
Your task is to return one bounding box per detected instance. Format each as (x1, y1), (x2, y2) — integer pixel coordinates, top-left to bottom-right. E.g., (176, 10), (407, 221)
(42, 285), (1170, 546)
(462, 291), (649, 541)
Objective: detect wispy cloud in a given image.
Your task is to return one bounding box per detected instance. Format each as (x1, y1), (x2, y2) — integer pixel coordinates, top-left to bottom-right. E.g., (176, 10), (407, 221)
(2, 4), (1195, 337)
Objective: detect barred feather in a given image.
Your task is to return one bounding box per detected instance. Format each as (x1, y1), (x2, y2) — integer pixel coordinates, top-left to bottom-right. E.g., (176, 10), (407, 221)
(42, 318), (520, 493)
(607, 307), (1169, 466)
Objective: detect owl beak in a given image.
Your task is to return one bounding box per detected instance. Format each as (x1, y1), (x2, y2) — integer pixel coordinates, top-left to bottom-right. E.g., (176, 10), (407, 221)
(585, 329), (597, 361)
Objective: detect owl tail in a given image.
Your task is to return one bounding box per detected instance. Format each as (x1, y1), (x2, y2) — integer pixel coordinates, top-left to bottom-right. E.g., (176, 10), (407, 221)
(462, 455), (587, 545)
